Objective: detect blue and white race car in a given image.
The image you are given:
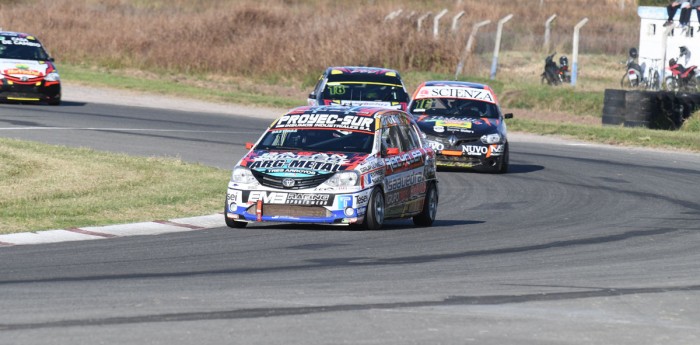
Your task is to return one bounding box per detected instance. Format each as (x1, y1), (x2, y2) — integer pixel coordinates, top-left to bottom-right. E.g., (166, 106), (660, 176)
(225, 105), (438, 230)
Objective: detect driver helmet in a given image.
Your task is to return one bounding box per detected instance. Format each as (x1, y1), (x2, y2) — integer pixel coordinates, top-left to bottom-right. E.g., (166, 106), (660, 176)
(559, 56), (569, 67)
(669, 58), (677, 67)
(629, 47), (638, 59)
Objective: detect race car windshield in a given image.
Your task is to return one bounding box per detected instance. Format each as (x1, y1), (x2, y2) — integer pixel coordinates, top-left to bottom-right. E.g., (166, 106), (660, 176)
(0, 38), (50, 60)
(321, 83), (409, 103)
(257, 129), (374, 153)
(410, 98), (501, 119)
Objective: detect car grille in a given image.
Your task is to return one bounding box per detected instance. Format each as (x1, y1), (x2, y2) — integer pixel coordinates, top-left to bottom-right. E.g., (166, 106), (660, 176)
(251, 170), (332, 190)
(429, 135), (480, 148)
(246, 204), (330, 218)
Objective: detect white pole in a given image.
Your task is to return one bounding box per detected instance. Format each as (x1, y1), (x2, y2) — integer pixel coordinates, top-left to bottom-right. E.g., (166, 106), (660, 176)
(490, 14), (514, 80)
(451, 11), (465, 32)
(417, 12), (432, 31)
(433, 9), (449, 39)
(384, 9), (402, 22)
(571, 17), (589, 86)
(454, 20), (491, 79)
(544, 14), (557, 52)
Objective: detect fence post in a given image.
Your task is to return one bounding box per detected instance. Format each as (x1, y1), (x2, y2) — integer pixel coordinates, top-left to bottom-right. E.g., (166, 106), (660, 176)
(384, 9), (402, 22)
(454, 20), (491, 79)
(433, 9), (449, 39)
(544, 14), (557, 52)
(571, 17), (589, 86)
(451, 11), (465, 32)
(417, 12), (432, 31)
(490, 14), (513, 80)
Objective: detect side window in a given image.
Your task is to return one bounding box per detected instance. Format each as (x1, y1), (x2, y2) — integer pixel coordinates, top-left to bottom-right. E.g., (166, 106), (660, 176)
(398, 125), (419, 151)
(381, 125), (404, 153)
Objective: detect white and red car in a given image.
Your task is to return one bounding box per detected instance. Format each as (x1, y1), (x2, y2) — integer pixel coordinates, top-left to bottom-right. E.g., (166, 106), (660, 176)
(225, 105), (438, 230)
(0, 31), (60, 105)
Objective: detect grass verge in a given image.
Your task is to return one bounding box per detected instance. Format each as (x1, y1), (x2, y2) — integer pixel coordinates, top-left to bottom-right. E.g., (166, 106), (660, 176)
(0, 137), (229, 235)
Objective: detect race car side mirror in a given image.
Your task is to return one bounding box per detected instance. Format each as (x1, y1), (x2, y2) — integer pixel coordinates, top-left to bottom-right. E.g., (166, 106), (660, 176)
(245, 142), (254, 149)
(504, 113), (514, 119)
(386, 147), (400, 155)
(308, 93), (315, 98)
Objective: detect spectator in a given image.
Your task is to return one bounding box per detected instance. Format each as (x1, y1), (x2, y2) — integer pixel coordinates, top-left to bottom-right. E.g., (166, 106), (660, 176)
(690, 0), (700, 24)
(664, 0), (691, 27)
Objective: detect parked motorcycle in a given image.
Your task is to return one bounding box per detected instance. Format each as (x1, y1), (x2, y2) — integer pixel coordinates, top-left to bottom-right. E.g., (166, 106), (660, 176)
(664, 46), (699, 92)
(558, 56), (571, 83)
(541, 52), (569, 86)
(621, 47), (643, 88)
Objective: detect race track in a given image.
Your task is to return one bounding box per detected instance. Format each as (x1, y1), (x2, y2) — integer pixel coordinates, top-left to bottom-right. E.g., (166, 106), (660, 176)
(1, 98), (699, 344)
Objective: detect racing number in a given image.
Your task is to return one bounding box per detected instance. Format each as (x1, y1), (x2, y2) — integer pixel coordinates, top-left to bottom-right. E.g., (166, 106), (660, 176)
(328, 85), (346, 96)
(413, 99), (432, 110)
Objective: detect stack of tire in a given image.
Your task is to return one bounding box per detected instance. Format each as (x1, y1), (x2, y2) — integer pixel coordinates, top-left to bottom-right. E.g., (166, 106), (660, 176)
(602, 89), (700, 130)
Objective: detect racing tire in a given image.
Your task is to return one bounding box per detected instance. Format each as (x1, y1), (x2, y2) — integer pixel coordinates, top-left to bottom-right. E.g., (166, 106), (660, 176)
(363, 188), (385, 230)
(224, 207), (247, 228)
(47, 98), (61, 106)
(497, 143), (510, 174)
(413, 182), (438, 227)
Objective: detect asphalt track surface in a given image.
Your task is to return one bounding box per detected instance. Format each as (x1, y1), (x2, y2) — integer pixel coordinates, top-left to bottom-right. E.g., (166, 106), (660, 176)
(1, 97), (700, 344)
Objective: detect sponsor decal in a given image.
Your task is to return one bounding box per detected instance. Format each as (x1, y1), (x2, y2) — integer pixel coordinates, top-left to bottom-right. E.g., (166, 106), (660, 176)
(385, 169), (425, 192)
(462, 145), (489, 156)
(1, 37), (42, 48)
(247, 152), (349, 174)
(247, 191), (332, 206)
(385, 150), (423, 172)
(336, 195), (353, 208)
(489, 144), (505, 157)
(427, 141), (444, 152)
(416, 86), (495, 103)
(355, 191), (370, 206)
(358, 157), (386, 173)
(435, 120), (471, 129)
(226, 190), (242, 204)
(274, 113), (375, 132)
(433, 126), (445, 133)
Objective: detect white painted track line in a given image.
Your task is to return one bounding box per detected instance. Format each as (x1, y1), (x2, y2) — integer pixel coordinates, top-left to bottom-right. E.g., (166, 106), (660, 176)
(0, 213), (225, 247)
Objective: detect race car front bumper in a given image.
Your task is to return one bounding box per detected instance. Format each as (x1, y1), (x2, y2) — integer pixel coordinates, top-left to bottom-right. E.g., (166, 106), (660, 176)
(0, 79), (61, 103)
(225, 187), (370, 225)
(432, 143), (506, 168)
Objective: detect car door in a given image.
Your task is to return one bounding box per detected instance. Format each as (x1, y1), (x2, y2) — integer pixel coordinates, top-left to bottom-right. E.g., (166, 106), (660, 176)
(381, 113), (427, 218)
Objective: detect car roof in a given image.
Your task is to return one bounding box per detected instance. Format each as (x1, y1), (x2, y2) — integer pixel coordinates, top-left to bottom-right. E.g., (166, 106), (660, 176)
(285, 105), (402, 117)
(420, 80), (489, 89)
(411, 80), (498, 103)
(0, 31), (39, 39)
(324, 66), (401, 77)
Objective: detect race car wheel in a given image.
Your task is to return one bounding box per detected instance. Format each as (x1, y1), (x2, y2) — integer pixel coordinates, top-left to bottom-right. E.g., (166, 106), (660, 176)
(497, 143), (510, 174)
(413, 182), (438, 227)
(364, 188), (385, 230)
(224, 206), (247, 228)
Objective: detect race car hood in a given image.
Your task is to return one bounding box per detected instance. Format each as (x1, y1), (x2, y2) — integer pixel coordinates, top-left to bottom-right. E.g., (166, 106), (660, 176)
(239, 150), (370, 177)
(0, 59), (51, 79)
(414, 115), (501, 138)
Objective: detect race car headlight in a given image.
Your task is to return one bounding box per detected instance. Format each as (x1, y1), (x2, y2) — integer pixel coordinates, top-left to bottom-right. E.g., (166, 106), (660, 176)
(231, 166), (256, 184)
(44, 72), (60, 82)
(480, 133), (502, 144)
(324, 171), (359, 188)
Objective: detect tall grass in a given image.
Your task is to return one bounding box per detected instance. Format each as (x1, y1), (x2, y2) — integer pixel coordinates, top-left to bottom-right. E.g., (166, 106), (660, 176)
(0, 0), (639, 81)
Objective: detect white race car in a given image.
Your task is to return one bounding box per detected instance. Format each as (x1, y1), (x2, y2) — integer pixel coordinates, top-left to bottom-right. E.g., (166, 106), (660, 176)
(225, 105), (438, 230)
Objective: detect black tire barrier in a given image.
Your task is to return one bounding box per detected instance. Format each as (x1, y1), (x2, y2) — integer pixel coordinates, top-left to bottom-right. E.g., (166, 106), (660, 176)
(602, 89), (698, 130)
(602, 89), (626, 126)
